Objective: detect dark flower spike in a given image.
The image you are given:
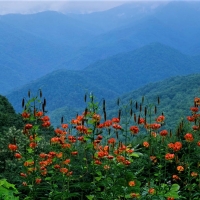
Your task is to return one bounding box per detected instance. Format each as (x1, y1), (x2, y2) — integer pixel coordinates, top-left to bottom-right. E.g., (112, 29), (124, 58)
(22, 98), (25, 108)
(158, 96), (160, 105)
(135, 101), (138, 110)
(43, 98), (47, 107)
(116, 131), (118, 139)
(90, 92), (94, 102)
(28, 90), (31, 98)
(34, 105), (36, 116)
(84, 94), (87, 102)
(142, 96), (144, 104)
(42, 103), (45, 112)
(137, 115), (140, 124)
(61, 116), (64, 124)
(103, 99), (106, 112)
(134, 113), (137, 122)
(104, 111), (106, 121)
(117, 98), (120, 106)
(145, 107), (147, 116)
(118, 109), (121, 120)
(40, 89), (42, 98)
(130, 108), (133, 116)
(85, 108), (88, 115)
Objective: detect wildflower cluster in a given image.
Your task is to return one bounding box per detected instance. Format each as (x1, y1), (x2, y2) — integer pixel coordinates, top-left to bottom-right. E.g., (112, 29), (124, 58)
(5, 92), (200, 199)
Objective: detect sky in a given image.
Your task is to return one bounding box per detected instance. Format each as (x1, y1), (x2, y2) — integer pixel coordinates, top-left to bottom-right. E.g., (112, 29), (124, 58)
(0, 0), (176, 15)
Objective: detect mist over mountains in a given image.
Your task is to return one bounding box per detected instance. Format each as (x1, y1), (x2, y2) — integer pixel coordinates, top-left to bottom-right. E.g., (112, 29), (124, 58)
(1, 1), (200, 124)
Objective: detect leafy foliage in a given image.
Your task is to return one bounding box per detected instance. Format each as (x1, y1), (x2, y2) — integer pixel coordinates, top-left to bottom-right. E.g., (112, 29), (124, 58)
(0, 179), (19, 200)
(2, 92), (200, 199)
(0, 95), (23, 132)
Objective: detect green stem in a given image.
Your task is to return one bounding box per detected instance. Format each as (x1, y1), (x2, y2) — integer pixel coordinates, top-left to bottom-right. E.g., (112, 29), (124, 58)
(188, 143), (191, 200)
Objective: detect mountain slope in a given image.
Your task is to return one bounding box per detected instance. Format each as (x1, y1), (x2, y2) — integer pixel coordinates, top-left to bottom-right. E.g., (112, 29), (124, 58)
(0, 11), (105, 94)
(0, 11), (100, 47)
(49, 73), (200, 129)
(67, 1), (166, 32)
(1, 1), (200, 95)
(84, 43), (200, 92)
(6, 43), (200, 115)
(59, 1), (200, 70)
(6, 69), (119, 113)
(0, 20), (70, 94)
(106, 73), (200, 131)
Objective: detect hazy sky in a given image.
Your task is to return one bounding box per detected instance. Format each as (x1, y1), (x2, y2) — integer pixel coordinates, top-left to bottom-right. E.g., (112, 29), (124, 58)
(0, 0), (175, 15)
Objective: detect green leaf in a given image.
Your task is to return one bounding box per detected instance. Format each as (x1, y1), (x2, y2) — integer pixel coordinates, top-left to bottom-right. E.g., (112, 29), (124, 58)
(0, 179), (6, 187)
(170, 184), (180, 192)
(88, 120), (94, 124)
(35, 137), (42, 142)
(87, 129), (93, 134)
(154, 173), (159, 177)
(95, 177), (101, 181)
(27, 148), (33, 153)
(0, 179), (19, 200)
(33, 125), (40, 131)
(96, 171), (102, 176)
(130, 152), (140, 157)
(125, 194), (131, 198)
(45, 177), (51, 181)
(86, 195), (94, 200)
(164, 191), (179, 198)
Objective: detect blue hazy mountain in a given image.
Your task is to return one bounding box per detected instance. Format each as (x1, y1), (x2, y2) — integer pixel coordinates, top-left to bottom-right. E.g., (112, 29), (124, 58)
(1, 1), (200, 95)
(6, 43), (200, 114)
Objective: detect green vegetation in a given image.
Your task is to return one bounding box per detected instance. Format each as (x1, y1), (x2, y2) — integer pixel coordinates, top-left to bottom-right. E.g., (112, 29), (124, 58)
(0, 95), (22, 132)
(6, 43), (200, 116)
(1, 91), (200, 199)
(47, 73), (200, 131)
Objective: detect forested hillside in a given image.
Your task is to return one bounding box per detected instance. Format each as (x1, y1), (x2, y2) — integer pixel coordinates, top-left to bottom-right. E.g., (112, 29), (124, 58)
(0, 95), (22, 132)
(6, 43), (200, 116)
(49, 74), (200, 129)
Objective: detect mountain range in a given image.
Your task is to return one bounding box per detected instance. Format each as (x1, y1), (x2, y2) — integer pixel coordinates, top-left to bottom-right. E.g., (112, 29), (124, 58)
(1, 1), (200, 94)
(1, 1), (200, 130)
(48, 73), (200, 130)
(6, 43), (200, 114)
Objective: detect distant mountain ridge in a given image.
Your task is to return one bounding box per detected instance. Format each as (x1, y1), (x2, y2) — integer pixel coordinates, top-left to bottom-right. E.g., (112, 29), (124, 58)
(48, 73), (200, 129)
(106, 73), (200, 131)
(6, 43), (200, 116)
(1, 1), (200, 94)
